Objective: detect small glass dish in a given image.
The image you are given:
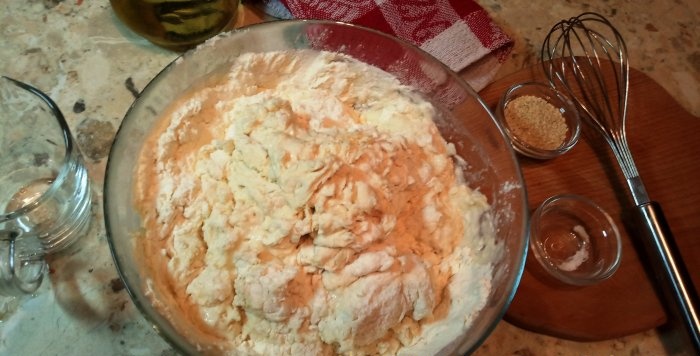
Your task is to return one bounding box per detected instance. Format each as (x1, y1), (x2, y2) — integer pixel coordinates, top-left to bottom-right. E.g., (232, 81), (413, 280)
(529, 194), (622, 286)
(495, 81), (581, 160)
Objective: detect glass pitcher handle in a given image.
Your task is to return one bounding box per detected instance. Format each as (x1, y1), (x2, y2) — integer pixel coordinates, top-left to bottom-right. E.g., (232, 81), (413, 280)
(0, 230), (46, 296)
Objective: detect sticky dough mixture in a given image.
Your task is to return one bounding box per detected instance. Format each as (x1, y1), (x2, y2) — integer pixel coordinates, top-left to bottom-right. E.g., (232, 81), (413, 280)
(136, 50), (498, 355)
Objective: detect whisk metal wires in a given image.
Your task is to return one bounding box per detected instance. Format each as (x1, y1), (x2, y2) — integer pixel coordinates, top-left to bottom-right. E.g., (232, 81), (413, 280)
(541, 13), (645, 204)
(541, 12), (700, 351)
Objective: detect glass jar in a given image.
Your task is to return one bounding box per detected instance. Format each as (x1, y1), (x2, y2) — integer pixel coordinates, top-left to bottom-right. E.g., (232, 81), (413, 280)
(110, 0), (240, 51)
(1, 76), (94, 295)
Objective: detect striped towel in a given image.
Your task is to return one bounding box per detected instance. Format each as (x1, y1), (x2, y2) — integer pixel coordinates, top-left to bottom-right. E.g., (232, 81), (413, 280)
(267, 0), (513, 91)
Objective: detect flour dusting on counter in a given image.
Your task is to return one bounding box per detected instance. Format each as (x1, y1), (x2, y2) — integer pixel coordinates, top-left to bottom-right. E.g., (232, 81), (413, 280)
(135, 49), (500, 355)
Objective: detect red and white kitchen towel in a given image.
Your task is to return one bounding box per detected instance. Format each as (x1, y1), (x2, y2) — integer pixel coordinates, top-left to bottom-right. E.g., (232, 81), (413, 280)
(269, 0), (513, 91)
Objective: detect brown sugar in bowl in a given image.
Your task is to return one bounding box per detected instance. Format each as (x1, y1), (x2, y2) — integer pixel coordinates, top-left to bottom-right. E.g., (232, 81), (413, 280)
(495, 82), (581, 160)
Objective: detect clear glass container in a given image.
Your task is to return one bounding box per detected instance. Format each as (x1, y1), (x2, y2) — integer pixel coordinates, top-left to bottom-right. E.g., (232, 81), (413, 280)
(530, 194), (622, 286)
(1, 76), (92, 295)
(105, 20), (529, 355)
(110, 0), (240, 51)
(495, 81), (581, 160)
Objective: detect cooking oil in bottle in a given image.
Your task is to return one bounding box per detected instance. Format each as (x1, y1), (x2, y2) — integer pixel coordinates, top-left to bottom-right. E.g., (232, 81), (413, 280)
(110, 0), (240, 51)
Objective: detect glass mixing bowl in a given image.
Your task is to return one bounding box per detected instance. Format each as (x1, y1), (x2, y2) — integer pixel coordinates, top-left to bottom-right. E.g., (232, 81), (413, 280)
(104, 20), (528, 355)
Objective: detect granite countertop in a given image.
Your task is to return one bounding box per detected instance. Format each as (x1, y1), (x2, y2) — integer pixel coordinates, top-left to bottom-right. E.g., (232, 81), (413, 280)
(0, 0), (697, 355)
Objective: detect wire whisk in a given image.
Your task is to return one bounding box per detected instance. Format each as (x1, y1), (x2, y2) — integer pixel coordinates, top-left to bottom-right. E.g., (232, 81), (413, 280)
(541, 13), (643, 201)
(541, 12), (700, 351)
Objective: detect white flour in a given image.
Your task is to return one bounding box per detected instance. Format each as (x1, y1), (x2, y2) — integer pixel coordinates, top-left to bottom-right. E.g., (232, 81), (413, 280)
(137, 50), (500, 355)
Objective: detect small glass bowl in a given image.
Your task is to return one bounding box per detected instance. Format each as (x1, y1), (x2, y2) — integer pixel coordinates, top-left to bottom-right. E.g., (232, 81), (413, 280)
(529, 194), (622, 286)
(495, 82), (581, 160)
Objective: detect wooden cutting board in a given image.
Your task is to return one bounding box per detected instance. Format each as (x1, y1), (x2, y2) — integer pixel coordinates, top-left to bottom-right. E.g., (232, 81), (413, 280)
(478, 64), (700, 341)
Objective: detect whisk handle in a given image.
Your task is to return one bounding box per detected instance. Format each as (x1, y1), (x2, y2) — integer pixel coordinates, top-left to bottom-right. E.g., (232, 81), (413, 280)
(636, 201), (700, 352)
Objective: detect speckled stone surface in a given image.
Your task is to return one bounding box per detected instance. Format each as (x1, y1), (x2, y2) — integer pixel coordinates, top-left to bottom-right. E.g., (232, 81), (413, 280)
(0, 1), (697, 355)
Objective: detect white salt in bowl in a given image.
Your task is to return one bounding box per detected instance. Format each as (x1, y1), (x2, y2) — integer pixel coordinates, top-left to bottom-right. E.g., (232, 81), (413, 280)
(104, 20), (528, 355)
(529, 194), (622, 286)
(495, 81), (581, 160)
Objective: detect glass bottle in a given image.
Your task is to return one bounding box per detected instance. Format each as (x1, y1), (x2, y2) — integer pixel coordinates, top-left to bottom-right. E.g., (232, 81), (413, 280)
(110, 0), (240, 51)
